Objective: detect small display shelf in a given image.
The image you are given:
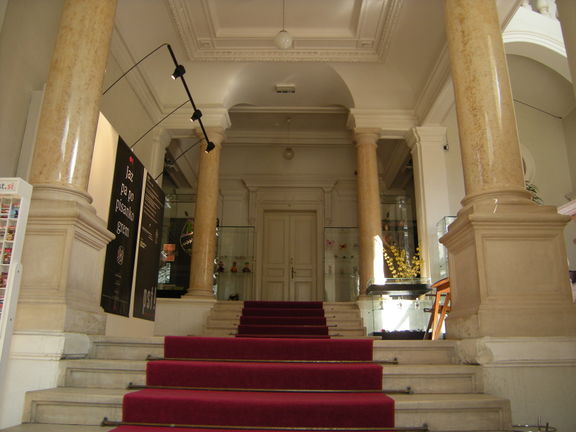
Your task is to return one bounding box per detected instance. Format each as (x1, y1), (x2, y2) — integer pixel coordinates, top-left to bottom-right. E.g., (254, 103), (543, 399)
(324, 227), (359, 302)
(215, 226), (255, 301)
(0, 178), (32, 390)
(367, 278), (430, 299)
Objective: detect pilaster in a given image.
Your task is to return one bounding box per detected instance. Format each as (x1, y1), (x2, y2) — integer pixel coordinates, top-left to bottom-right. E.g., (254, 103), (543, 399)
(406, 127), (451, 282)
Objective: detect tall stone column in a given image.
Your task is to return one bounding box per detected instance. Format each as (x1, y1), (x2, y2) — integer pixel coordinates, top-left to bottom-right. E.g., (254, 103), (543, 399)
(557, 0), (576, 99)
(186, 128), (225, 298)
(17, 0), (117, 335)
(355, 129), (385, 296)
(407, 127), (452, 283)
(442, 0), (576, 338)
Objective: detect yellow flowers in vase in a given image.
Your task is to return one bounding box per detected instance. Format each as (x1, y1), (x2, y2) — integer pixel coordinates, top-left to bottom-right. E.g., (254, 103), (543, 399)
(384, 245), (423, 279)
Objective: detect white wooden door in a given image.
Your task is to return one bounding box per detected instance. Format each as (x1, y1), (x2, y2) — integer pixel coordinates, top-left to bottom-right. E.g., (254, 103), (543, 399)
(261, 211), (317, 301)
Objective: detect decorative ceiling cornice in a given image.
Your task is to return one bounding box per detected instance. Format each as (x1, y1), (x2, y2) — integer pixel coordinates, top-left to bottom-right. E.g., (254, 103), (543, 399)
(167, 0), (404, 63)
(107, 27), (164, 122)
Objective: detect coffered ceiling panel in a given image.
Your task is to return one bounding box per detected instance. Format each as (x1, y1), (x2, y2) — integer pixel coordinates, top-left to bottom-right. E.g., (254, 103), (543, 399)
(167, 0), (401, 62)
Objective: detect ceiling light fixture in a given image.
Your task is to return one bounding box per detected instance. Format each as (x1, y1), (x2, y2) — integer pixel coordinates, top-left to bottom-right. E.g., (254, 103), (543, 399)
(171, 64), (186, 80)
(274, 0), (292, 49)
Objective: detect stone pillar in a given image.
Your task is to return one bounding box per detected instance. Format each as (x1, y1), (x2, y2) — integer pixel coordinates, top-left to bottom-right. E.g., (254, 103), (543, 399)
(557, 0), (576, 99)
(186, 128), (225, 297)
(17, 0), (117, 334)
(406, 127), (451, 283)
(441, 0), (576, 338)
(355, 129), (385, 296)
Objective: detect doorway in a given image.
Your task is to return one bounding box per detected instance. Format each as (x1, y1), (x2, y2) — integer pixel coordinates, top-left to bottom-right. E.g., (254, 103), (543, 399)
(261, 211), (317, 301)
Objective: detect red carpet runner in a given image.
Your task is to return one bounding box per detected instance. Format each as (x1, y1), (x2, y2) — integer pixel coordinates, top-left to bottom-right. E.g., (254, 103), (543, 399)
(110, 304), (395, 432)
(237, 301), (330, 338)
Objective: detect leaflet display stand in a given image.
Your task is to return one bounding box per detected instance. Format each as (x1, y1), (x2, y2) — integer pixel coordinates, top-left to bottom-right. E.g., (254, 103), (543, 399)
(0, 178), (32, 386)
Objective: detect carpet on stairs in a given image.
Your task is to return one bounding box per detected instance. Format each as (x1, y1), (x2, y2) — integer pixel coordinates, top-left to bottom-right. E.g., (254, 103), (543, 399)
(237, 301), (329, 338)
(110, 304), (394, 432)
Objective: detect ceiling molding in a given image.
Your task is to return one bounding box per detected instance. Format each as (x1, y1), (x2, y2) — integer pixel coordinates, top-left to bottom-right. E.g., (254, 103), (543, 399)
(414, 45), (451, 123)
(375, 0), (403, 62)
(108, 27), (164, 122)
(225, 130), (353, 147)
(167, 0), (404, 63)
(242, 174), (339, 190)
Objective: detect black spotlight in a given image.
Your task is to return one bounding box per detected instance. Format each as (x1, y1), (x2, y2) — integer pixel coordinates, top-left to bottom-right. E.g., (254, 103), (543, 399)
(190, 109), (203, 122)
(171, 64), (186, 80)
(205, 141), (215, 153)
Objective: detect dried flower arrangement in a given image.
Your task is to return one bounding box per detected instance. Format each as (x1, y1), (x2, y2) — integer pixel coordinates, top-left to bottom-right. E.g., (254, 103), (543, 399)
(384, 245), (423, 279)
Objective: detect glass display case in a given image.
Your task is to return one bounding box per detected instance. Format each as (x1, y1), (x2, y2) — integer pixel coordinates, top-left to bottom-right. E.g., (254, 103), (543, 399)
(436, 216), (456, 279)
(215, 226), (255, 301)
(367, 292), (435, 337)
(324, 227), (359, 302)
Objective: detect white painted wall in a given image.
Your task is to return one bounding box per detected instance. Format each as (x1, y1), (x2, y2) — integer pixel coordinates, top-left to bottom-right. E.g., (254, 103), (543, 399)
(514, 101), (576, 268)
(441, 106), (466, 216)
(0, 0), (63, 177)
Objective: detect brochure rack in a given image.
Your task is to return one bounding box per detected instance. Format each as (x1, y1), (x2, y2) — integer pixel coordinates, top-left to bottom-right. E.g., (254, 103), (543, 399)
(0, 178), (32, 384)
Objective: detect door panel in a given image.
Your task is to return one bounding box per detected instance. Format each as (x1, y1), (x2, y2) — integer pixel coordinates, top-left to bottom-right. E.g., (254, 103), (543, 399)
(262, 211), (317, 301)
(262, 214), (290, 300)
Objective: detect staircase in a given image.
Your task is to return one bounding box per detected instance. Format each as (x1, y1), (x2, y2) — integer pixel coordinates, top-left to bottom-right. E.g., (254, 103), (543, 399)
(12, 329), (512, 431)
(204, 301), (367, 338)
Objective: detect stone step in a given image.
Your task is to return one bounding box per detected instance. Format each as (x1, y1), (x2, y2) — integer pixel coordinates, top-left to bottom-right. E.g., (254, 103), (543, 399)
(208, 309), (364, 321)
(206, 316), (365, 327)
(0, 425), (115, 432)
(22, 387), (510, 431)
(61, 359), (482, 394)
(202, 327), (367, 338)
(212, 301), (361, 311)
(59, 359), (146, 389)
(88, 336), (164, 360)
(384, 364), (483, 394)
(373, 340), (459, 365)
(393, 393), (511, 431)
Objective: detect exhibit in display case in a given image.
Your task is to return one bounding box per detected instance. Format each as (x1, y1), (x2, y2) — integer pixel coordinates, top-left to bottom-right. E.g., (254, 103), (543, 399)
(0, 178), (32, 388)
(324, 227), (359, 301)
(215, 226), (255, 300)
(436, 216), (456, 279)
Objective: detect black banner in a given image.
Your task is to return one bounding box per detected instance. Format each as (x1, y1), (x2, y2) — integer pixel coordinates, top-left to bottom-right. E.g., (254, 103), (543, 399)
(101, 138), (144, 316)
(132, 173), (165, 320)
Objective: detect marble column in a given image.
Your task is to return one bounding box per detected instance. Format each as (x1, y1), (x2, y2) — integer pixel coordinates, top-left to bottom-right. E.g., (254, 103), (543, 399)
(186, 128), (225, 298)
(29, 0), (117, 198)
(406, 127), (451, 283)
(355, 129), (385, 296)
(441, 0), (576, 338)
(17, 0), (117, 334)
(557, 0), (576, 99)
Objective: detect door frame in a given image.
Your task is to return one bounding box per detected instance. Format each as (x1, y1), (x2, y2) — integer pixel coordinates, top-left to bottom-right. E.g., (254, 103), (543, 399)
(255, 201), (324, 301)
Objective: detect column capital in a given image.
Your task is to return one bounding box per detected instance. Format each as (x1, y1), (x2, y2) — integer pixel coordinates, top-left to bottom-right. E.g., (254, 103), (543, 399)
(406, 126), (447, 150)
(353, 128), (381, 145)
(194, 126), (226, 151)
(192, 107), (231, 130)
(347, 108), (417, 138)
(151, 127), (172, 148)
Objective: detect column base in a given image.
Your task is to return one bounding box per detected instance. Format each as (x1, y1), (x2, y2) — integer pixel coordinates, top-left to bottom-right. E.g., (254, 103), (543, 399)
(17, 189), (114, 335)
(442, 197), (576, 339)
(455, 336), (576, 431)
